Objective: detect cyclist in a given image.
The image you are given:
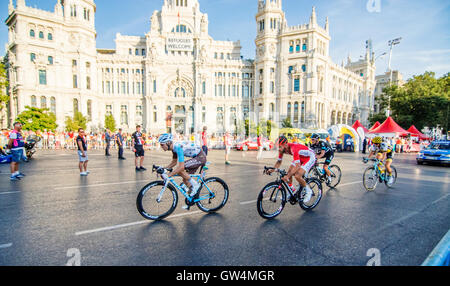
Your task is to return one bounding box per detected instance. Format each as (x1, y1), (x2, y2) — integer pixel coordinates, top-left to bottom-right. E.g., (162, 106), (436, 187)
(310, 133), (334, 185)
(367, 136), (394, 184)
(266, 135), (316, 203)
(158, 133), (207, 203)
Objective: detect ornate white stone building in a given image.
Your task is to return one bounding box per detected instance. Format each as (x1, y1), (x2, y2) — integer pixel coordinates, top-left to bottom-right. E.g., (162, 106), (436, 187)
(254, 0), (376, 130)
(4, 0), (376, 134)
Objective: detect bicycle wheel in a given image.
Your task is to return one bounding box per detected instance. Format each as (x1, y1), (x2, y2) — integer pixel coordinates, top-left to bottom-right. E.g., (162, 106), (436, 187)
(196, 177), (229, 213)
(257, 182), (286, 219)
(307, 167), (320, 180)
(363, 167), (378, 191)
(385, 166), (398, 188)
(327, 165), (342, 188)
(136, 181), (178, 221)
(299, 178), (323, 211)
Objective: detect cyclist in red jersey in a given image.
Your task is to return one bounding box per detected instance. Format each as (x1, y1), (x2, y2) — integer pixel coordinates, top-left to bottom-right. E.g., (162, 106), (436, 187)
(266, 135), (316, 202)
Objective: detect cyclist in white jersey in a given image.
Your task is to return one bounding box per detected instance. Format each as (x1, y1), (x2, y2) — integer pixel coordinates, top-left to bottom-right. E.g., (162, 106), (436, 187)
(158, 134), (207, 198)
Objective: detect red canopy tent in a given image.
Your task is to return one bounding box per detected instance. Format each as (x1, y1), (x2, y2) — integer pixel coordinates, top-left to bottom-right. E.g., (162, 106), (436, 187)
(407, 125), (429, 140)
(352, 120), (369, 133)
(369, 117), (410, 137)
(369, 121), (381, 131)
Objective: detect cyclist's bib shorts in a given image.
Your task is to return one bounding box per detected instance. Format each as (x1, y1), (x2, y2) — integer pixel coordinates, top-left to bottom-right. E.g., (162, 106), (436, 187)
(184, 151), (207, 174)
(324, 152), (334, 165)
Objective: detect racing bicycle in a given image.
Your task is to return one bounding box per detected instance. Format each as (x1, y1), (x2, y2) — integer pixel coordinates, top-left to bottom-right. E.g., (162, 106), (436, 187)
(256, 167), (323, 219)
(136, 164), (229, 220)
(362, 158), (397, 191)
(308, 162), (342, 188)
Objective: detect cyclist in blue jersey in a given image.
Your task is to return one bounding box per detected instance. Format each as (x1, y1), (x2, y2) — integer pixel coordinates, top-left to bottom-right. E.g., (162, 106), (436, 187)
(158, 134), (207, 199)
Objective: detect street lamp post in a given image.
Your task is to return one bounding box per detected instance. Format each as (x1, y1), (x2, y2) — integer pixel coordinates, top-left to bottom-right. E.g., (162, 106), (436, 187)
(386, 37), (402, 117)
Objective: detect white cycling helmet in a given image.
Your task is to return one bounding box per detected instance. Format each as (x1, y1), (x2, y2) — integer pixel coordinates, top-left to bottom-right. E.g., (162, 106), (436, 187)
(158, 133), (173, 144)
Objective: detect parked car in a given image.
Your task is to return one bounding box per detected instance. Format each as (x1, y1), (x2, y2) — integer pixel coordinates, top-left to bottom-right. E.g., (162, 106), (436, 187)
(416, 140), (450, 166)
(235, 139), (259, 151)
(235, 138), (274, 151)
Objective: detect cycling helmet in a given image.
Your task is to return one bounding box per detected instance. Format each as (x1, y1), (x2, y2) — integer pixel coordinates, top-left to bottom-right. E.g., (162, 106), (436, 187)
(276, 135), (288, 146)
(158, 133), (173, 144)
(372, 136), (382, 144)
(311, 133), (320, 140)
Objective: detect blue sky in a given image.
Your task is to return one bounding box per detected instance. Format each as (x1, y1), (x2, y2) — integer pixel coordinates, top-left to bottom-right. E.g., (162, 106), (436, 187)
(2, 0), (449, 79)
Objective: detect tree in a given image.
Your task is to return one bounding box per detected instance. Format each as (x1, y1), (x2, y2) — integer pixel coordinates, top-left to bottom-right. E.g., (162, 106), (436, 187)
(104, 114), (116, 132)
(65, 112), (87, 131)
(16, 106), (58, 131)
(0, 61), (9, 112)
(372, 72), (450, 132)
(281, 117), (293, 128)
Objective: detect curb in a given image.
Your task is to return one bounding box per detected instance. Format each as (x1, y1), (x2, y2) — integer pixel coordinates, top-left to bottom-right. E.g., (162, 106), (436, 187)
(422, 229), (450, 266)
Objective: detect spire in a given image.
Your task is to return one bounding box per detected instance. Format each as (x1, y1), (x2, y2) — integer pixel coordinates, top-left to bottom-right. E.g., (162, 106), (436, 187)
(8, 0), (14, 14)
(309, 6), (317, 26)
(325, 16), (329, 32)
(17, 0), (25, 8)
(54, 0), (63, 16)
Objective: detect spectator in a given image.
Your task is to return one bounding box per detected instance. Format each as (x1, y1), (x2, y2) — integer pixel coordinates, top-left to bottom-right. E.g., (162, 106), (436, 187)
(256, 134), (263, 160)
(105, 129), (111, 156)
(224, 131), (232, 165)
(132, 125), (146, 171)
(362, 137), (367, 154)
(116, 128), (126, 160)
(201, 126), (208, 155)
(76, 128), (89, 176)
(8, 122), (26, 181)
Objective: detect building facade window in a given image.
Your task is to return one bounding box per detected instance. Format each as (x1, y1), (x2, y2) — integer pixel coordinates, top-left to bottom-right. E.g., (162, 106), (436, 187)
(39, 70), (47, 85)
(120, 105), (128, 125)
(87, 100), (92, 121)
(202, 81), (206, 94)
(294, 78), (300, 92)
(48, 56), (53, 65)
(30, 53), (36, 62)
(50, 97), (56, 114)
(39, 31), (44, 39)
(40, 96), (47, 109)
(294, 102), (299, 124)
(287, 102), (292, 120)
(87, 77), (91, 90)
(106, 105), (112, 116)
(30, 29), (35, 37)
(216, 107), (224, 129)
(302, 65), (306, 72)
(31, 95), (37, 107)
(73, 99), (79, 113)
(73, 75), (78, 88)
(48, 33), (53, 41)
(153, 80), (157, 93)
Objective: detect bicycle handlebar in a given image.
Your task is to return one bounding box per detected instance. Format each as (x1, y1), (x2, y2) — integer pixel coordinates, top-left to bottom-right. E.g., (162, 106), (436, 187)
(152, 165), (173, 174)
(263, 166), (287, 176)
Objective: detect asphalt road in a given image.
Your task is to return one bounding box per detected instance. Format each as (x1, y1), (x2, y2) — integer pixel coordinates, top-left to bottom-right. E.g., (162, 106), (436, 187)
(0, 148), (448, 266)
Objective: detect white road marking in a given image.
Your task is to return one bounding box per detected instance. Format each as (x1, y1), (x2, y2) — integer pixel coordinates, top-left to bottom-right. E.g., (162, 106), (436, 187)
(75, 211), (203, 236)
(54, 180), (151, 190)
(240, 200), (257, 205)
(338, 181), (362, 187)
(0, 191), (21, 195)
(0, 243), (12, 249)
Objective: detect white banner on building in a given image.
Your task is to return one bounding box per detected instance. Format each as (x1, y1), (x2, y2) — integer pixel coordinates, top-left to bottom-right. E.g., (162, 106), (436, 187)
(166, 37), (193, 52)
